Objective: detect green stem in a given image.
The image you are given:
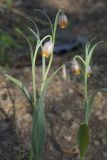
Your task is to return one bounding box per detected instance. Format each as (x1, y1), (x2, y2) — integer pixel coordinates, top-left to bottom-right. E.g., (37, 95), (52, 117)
(32, 35), (52, 107)
(32, 65), (36, 107)
(84, 68), (88, 124)
(42, 56), (46, 80)
(42, 10), (61, 89)
(74, 55), (85, 65)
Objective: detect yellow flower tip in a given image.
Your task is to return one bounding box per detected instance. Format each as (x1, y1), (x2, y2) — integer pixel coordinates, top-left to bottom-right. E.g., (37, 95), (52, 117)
(71, 60), (81, 75)
(58, 13), (68, 29)
(42, 41), (53, 58)
(42, 51), (50, 58)
(74, 69), (81, 75)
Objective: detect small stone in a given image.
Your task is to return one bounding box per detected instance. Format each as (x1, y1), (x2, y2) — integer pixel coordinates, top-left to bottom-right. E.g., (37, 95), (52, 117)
(61, 110), (72, 121)
(64, 135), (72, 142)
(72, 122), (79, 129)
(68, 88), (74, 94)
(94, 140), (100, 146)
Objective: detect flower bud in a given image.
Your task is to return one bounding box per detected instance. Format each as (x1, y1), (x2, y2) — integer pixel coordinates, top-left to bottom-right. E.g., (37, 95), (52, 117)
(71, 60), (81, 75)
(58, 13), (68, 29)
(87, 66), (92, 77)
(42, 41), (53, 58)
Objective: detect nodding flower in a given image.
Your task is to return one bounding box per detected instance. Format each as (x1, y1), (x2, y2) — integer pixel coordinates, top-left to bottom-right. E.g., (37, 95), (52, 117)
(42, 41), (53, 58)
(71, 60), (81, 75)
(58, 13), (68, 29)
(87, 66), (92, 77)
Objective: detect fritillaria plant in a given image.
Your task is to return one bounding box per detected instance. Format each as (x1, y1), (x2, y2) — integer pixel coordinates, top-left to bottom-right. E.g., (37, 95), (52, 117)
(71, 40), (107, 160)
(5, 10), (68, 160)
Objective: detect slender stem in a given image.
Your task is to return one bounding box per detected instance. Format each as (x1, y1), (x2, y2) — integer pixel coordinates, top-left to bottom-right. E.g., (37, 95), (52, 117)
(84, 67), (88, 123)
(42, 10), (61, 85)
(42, 56), (46, 79)
(74, 54), (88, 123)
(34, 9), (53, 34)
(32, 65), (36, 107)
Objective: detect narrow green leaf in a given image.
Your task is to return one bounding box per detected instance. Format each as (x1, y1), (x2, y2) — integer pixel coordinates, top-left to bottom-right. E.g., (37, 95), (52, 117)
(28, 27), (40, 42)
(15, 28), (33, 61)
(34, 9), (53, 33)
(32, 84), (47, 160)
(26, 16), (40, 38)
(85, 41), (90, 59)
(32, 105), (45, 160)
(87, 41), (103, 65)
(5, 74), (31, 104)
(77, 123), (89, 160)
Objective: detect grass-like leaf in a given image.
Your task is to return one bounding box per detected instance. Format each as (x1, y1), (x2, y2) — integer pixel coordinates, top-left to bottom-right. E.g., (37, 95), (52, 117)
(32, 84), (48, 160)
(87, 41), (103, 65)
(15, 28), (33, 61)
(34, 9), (53, 33)
(77, 123), (89, 160)
(5, 74), (32, 105)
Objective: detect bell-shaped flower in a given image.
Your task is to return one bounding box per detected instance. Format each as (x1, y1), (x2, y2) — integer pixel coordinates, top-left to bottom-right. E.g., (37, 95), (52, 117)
(42, 41), (53, 58)
(58, 13), (68, 29)
(71, 60), (81, 75)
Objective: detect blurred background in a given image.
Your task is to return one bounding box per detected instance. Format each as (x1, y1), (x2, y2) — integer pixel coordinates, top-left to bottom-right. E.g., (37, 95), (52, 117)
(0, 0), (107, 160)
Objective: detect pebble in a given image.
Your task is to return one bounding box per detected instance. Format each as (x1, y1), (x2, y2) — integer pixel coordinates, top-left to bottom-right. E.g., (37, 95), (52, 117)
(68, 88), (74, 94)
(61, 110), (72, 121)
(64, 135), (72, 142)
(94, 140), (100, 146)
(72, 121), (79, 129)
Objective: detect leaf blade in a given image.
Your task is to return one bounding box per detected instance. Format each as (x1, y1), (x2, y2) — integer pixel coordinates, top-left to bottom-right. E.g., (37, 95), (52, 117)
(77, 123), (89, 160)
(31, 84), (48, 160)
